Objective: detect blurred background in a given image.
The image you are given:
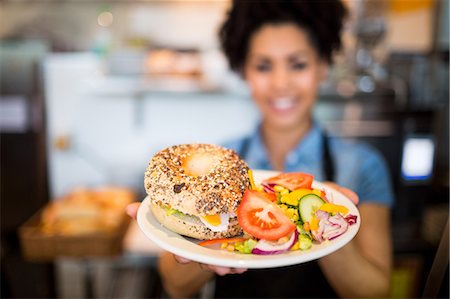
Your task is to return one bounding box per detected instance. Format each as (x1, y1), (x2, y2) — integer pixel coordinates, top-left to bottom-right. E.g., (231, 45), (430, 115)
(0, 0), (448, 298)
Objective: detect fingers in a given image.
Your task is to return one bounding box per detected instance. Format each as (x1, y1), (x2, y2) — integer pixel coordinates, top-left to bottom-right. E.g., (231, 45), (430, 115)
(230, 267), (247, 274)
(125, 202), (141, 219)
(203, 264), (248, 276)
(172, 254), (247, 276)
(339, 187), (359, 205)
(323, 182), (359, 205)
(173, 255), (191, 264)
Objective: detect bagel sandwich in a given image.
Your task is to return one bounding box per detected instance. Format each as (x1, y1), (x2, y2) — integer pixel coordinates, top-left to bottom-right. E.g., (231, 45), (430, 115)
(144, 144), (250, 240)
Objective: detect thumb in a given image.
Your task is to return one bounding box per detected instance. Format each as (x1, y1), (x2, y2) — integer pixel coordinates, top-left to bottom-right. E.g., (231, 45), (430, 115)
(125, 202), (141, 219)
(173, 255), (191, 264)
(323, 182), (359, 205)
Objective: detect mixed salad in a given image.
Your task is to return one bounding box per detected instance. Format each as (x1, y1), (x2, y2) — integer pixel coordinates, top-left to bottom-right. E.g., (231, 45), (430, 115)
(199, 171), (358, 255)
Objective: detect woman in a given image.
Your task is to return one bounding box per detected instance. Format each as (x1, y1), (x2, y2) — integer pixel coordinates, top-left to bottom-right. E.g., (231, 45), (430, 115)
(128, 1), (394, 297)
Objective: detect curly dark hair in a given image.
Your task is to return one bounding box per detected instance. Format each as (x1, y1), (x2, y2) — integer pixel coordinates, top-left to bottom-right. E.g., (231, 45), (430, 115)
(219, 0), (347, 73)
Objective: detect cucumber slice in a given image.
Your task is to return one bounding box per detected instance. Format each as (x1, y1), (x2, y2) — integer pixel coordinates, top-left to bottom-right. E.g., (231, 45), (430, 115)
(298, 194), (325, 223)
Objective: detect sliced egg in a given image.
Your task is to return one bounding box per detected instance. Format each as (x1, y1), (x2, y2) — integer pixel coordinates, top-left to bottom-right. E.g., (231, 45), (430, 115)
(199, 213), (235, 232)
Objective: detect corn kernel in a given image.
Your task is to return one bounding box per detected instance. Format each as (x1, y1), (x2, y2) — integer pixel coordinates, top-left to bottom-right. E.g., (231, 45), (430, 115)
(279, 204), (288, 211)
(286, 209), (293, 217)
(280, 189), (290, 195)
(226, 244), (235, 251)
(256, 185), (264, 192)
(273, 185), (285, 192)
(290, 209), (299, 222)
(290, 241), (300, 251)
(221, 242), (228, 249)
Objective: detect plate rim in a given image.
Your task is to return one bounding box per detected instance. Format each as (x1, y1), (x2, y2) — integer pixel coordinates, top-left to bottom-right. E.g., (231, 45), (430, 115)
(137, 170), (360, 269)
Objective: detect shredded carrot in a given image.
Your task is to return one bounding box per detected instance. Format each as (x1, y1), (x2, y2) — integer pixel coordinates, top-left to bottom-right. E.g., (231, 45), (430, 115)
(303, 222), (310, 231)
(198, 237), (247, 247)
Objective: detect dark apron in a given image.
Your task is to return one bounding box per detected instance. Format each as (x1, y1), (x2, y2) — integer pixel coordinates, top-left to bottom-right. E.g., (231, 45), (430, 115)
(214, 132), (338, 298)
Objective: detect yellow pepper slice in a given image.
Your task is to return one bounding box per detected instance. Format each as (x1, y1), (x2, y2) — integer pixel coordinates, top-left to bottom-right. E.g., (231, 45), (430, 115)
(309, 215), (319, 231)
(319, 203), (349, 215)
(248, 169), (256, 190)
(290, 240), (300, 251)
(280, 188), (322, 206)
(273, 185), (286, 192)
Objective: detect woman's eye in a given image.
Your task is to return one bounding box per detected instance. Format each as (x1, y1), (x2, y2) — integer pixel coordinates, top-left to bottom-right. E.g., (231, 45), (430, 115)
(292, 62), (307, 70)
(256, 64), (271, 72)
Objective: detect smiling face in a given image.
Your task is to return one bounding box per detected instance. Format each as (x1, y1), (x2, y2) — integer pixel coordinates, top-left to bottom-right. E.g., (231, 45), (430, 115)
(244, 23), (328, 131)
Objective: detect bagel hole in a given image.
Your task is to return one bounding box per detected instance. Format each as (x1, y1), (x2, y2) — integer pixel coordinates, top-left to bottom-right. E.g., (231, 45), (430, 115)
(182, 152), (218, 177)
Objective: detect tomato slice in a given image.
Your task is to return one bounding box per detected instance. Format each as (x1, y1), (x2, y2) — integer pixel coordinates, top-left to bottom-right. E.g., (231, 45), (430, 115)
(263, 172), (313, 191)
(263, 192), (277, 202)
(237, 190), (296, 241)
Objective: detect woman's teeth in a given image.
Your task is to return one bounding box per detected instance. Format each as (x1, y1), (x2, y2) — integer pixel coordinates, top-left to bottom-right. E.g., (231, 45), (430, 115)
(272, 98), (295, 111)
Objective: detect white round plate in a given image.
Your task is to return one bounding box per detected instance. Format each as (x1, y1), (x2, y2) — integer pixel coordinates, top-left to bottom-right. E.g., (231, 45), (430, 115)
(137, 170), (360, 269)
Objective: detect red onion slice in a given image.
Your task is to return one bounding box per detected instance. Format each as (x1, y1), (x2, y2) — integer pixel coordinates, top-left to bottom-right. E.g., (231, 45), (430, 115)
(313, 211), (352, 242)
(345, 214), (358, 225)
(261, 182), (276, 194)
(315, 210), (330, 220)
(252, 231), (299, 255)
(326, 214), (349, 240)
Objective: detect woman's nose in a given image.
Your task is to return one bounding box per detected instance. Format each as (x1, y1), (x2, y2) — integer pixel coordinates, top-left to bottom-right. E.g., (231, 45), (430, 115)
(271, 66), (289, 92)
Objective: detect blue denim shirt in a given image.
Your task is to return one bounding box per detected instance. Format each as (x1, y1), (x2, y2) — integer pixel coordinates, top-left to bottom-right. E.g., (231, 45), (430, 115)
(223, 123), (394, 207)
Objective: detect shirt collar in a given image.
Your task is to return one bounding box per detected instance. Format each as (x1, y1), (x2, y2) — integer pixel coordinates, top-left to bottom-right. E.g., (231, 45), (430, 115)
(244, 122), (324, 170)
